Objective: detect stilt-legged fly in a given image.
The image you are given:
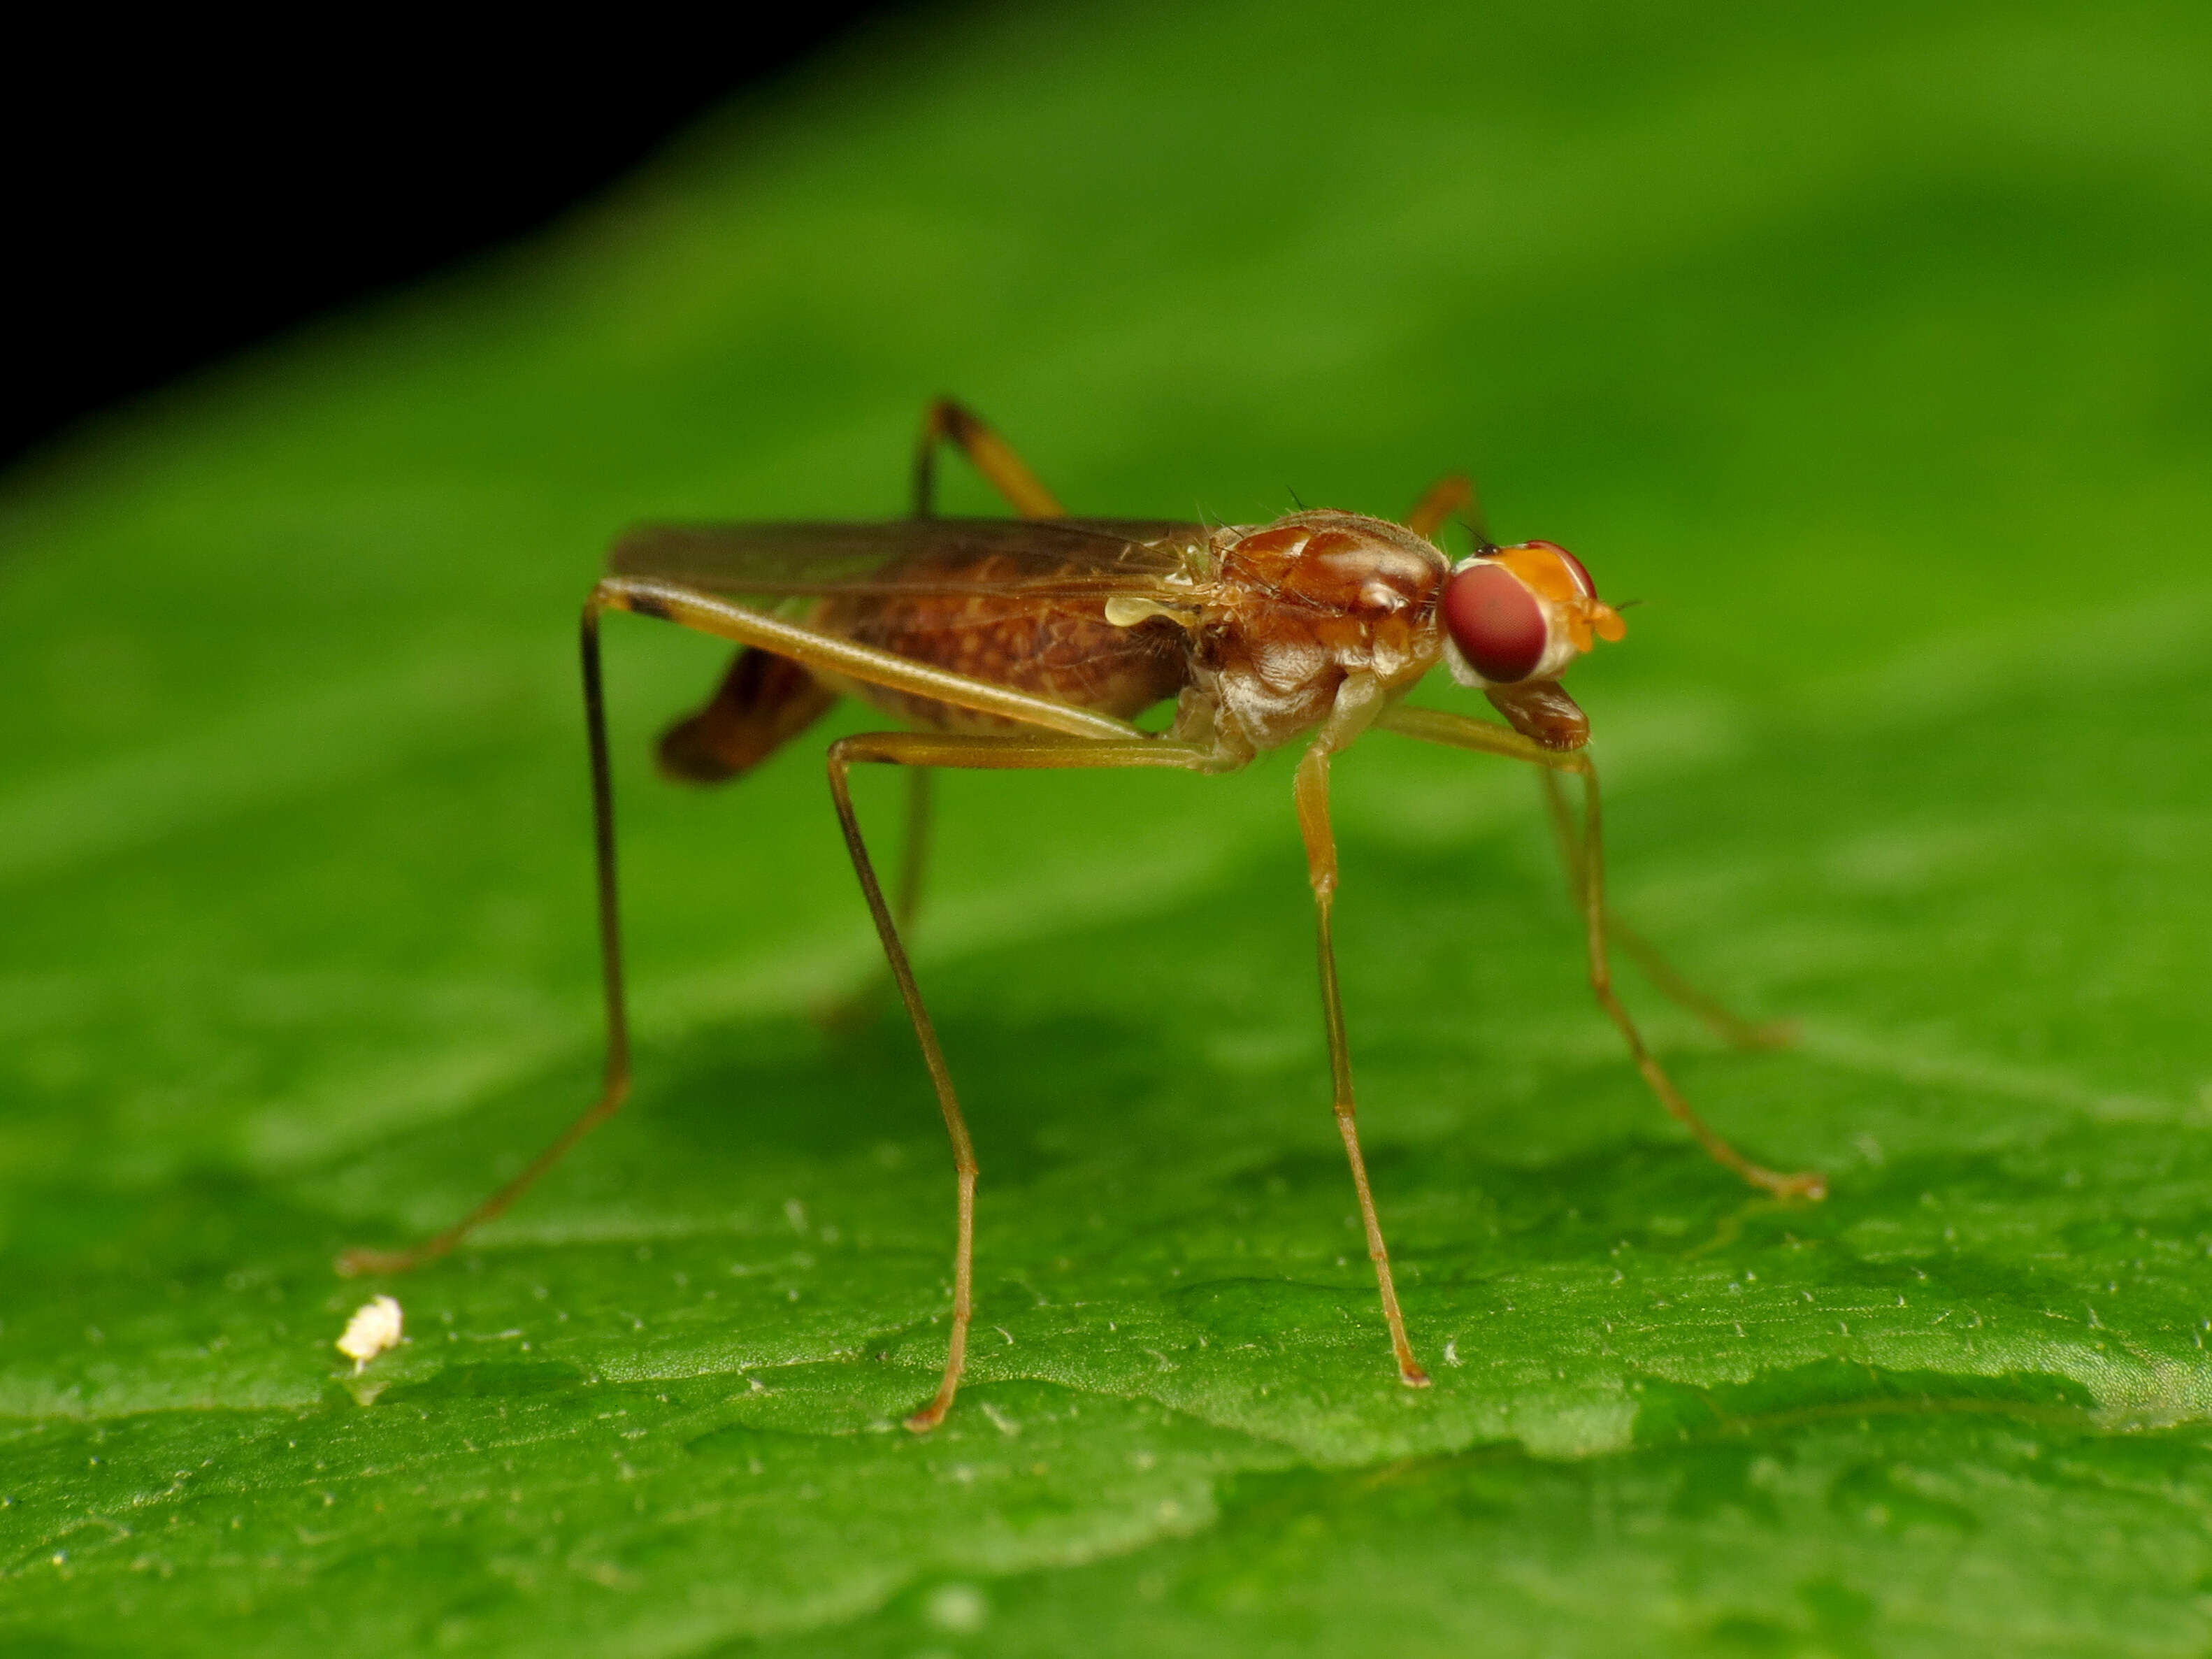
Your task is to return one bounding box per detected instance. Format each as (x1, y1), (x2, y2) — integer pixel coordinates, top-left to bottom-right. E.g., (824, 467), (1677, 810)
(341, 399), (1824, 1430)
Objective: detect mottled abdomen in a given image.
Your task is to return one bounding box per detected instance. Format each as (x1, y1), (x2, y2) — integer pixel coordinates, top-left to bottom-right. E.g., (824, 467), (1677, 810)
(815, 553), (1191, 732)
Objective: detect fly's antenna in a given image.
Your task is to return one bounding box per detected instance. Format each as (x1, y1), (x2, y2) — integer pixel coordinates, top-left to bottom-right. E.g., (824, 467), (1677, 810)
(1462, 475), (1498, 553)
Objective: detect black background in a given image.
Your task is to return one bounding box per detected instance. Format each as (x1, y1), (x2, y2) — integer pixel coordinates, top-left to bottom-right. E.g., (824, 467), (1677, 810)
(5, 9), (902, 471)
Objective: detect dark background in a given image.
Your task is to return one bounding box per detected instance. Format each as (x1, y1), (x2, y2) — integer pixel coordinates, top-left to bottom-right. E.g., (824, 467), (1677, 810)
(4, 10), (898, 471)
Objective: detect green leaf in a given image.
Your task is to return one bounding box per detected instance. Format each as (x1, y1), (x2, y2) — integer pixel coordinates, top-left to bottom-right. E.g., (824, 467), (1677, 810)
(6, 0), (2212, 1651)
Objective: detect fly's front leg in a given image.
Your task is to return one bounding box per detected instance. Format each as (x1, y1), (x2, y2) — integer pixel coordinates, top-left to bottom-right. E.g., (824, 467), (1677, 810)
(1535, 768), (1794, 1051)
(1374, 703), (1825, 1204)
(912, 398), (1065, 519)
(339, 601), (636, 1275)
(826, 729), (1220, 1431)
(1295, 677), (1429, 1388)
(1563, 756), (1825, 1200)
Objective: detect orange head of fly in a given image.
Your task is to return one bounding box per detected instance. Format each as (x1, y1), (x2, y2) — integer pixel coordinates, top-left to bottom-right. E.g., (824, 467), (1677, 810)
(1437, 540), (1625, 689)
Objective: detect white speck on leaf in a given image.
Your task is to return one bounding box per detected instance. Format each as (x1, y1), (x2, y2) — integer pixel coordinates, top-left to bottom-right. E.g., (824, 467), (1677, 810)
(926, 1582), (989, 1633)
(336, 1296), (403, 1374)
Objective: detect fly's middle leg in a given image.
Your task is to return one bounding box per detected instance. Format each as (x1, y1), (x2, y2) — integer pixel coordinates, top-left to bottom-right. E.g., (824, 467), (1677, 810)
(825, 728), (1218, 1432)
(819, 766), (933, 1033)
(1292, 698), (1431, 1389)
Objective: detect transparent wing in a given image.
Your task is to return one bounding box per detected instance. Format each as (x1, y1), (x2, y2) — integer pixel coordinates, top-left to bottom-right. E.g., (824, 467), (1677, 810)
(607, 517), (1214, 602)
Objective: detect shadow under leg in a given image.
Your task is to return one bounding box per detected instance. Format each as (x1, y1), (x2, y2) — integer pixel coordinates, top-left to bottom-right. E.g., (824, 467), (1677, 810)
(912, 398), (1065, 519)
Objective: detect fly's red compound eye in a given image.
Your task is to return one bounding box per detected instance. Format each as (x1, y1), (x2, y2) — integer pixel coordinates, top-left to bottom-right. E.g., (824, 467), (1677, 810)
(1441, 561), (1547, 684)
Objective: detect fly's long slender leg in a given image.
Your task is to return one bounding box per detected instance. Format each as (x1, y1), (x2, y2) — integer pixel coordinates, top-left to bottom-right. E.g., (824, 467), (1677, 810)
(1294, 679), (1430, 1388)
(1374, 703), (1825, 1202)
(1563, 755), (1825, 1200)
(826, 729), (1222, 1431)
(338, 602), (636, 1274)
(343, 587), (1148, 1278)
(1535, 768), (1793, 1051)
(821, 766), (934, 1033)
(913, 398), (1065, 519)
(828, 388), (1057, 1028)
(599, 576), (1144, 745)
(667, 392), (1061, 790)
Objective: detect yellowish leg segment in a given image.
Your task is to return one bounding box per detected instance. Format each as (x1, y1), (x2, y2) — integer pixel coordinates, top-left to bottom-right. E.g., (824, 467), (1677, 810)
(336, 396), (1141, 1288)
(825, 730), (1221, 1431)
(1535, 768), (1793, 1051)
(339, 603), (635, 1274)
(913, 397), (1065, 519)
(1374, 704), (1825, 1202)
(1294, 675), (1430, 1386)
(818, 397), (1053, 1026)
(820, 766), (934, 1033)
(340, 575), (1152, 1276)
(604, 577), (1144, 742)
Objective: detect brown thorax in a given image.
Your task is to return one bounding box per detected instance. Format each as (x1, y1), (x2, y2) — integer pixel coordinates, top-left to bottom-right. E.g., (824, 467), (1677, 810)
(1165, 510), (1449, 765)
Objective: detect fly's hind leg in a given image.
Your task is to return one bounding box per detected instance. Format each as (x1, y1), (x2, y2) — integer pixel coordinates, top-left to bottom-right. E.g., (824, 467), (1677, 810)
(821, 389), (1058, 1026)
(658, 642), (838, 785)
(1535, 768), (1794, 1051)
(1375, 704), (1824, 1203)
(340, 578), (1154, 1281)
(826, 729), (1219, 1431)
(339, 601), (637, 1275)
(662, 387), (1073, 789)
(913, 398), (1065, 519)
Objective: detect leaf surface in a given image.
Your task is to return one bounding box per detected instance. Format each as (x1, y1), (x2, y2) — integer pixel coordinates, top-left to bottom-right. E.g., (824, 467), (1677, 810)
(4, 1), (2212, 1652)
